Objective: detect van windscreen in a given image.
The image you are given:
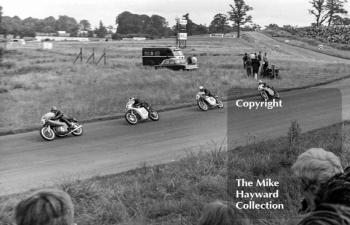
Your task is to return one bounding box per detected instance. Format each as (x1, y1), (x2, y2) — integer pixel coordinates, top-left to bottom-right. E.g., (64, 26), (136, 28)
(173, 50), (184, 57)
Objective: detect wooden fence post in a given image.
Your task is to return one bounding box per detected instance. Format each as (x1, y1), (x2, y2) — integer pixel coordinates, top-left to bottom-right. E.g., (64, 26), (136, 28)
(73, 48), (83, 64)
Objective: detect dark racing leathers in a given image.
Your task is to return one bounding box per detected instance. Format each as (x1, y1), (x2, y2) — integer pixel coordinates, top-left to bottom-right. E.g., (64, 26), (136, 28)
(201, 89), (218, 102)
(52, 111), (74, 129)
(132, 99), (150, 113)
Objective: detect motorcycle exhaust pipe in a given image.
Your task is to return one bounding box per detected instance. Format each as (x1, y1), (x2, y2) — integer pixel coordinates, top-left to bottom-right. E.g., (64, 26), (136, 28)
(67, 125), (82, 134)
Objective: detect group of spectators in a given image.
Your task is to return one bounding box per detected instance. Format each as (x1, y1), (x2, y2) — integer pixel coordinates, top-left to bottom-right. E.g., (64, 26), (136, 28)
(242, 51), (276, 80)
(8, 148), (349, 225)
(294, 26), (350, 45)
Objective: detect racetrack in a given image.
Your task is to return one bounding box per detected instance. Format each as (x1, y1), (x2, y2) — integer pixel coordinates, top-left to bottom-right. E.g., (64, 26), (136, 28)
(1, 32), (350, 196)
(0, 84), (347, 196)
(243, 32), (350, 63)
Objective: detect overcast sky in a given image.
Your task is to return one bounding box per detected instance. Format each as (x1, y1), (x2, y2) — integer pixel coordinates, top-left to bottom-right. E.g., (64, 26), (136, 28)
(1, 0), (350, 28)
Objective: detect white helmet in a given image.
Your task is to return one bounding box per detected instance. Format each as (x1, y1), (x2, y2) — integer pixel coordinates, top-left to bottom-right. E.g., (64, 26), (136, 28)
(199, 86), (204, 91)
(258, 80), (263, 84)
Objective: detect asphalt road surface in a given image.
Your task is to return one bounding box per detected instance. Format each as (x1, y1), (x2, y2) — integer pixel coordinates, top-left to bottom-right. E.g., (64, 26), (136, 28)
(0, 85), (347, 196)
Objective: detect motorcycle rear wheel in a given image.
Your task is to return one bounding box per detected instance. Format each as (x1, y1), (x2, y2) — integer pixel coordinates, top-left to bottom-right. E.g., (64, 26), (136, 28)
(125, 111), (138, 125)
(217, 100), (224, 108)
(198, 100), (209, 111)
(274, 91), (280, 99)
(40, 127), (56, 141)
(72, 124), (83, 136)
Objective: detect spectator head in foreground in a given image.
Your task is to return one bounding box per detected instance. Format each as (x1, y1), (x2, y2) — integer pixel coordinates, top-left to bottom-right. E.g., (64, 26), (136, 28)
(15, 189), (75, 225)
(198, 200), (249, 225)
(297, 204), (350, 225)
(314, 166), (350, 208)
(292, 148), (344, 212)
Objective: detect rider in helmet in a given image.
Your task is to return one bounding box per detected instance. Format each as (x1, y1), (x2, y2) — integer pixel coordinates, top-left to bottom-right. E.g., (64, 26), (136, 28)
(258, 80), (272, 89)
(50, 106), (74, 129)
(129, 97), (150, 112)
(199, 86), (216, 99)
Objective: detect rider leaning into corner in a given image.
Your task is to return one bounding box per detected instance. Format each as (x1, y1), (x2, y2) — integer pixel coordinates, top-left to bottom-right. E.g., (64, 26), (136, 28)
(199, 86), (217, 100)
(129, 97), (150, 112)
(49, 106), (74, 128)
(258, 79), (270, 88)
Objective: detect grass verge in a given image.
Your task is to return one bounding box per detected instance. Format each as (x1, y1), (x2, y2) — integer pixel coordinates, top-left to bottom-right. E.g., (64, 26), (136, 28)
(1, 121), (349, 225)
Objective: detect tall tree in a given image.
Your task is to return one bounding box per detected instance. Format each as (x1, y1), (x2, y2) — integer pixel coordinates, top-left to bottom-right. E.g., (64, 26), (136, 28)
(325, 0), (348, 26)
(79, 19), (91, 31)
(95, 21), (107, 38)
(56, 15), (79, 36)
(182, 13), (208, 35)
(209, 13), (231, 34)
(309, 0), (329, 26)
(228, 0), (253, 38)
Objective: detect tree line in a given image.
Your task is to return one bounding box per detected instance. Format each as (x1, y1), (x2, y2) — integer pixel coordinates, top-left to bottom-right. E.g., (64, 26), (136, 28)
(309, 0), (349, 26)
(0, 0), (347, 40)
(0, 2), (253, 39)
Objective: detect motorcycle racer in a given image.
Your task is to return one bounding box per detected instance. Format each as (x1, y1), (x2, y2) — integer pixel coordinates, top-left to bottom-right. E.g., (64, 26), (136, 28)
(258, 80), (279, 100)
(50, 106), (74, 129)
(129, 97), (150, 113)
(199, 86), (217, 100)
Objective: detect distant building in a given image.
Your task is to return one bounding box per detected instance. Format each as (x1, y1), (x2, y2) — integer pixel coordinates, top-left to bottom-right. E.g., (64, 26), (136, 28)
(35, 32), (57, 37)
(57, 31), (70, 37)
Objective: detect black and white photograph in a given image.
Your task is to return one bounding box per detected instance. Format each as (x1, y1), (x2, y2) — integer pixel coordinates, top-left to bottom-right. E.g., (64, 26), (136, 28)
(0, 0), (350, 224)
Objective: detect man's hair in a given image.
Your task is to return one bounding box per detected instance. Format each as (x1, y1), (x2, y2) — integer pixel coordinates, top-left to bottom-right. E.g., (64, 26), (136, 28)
(297, 204), (350, 225)
(198, 201), (249, 225)
(15, 189), (74, 225)
(315, 167), (350, 208)
(292, 148), (343, 185)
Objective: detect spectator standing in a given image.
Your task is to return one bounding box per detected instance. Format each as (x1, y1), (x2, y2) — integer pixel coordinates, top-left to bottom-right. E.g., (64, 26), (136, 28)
(251, 55), (260, 80)
(15, 189), (75, 225)
(246, 56), (253, 77)
(262, 52), (268, 63)
(261, 52), (268, 77)
(242, 53), (248, 69)
(257, 51), (262, 61)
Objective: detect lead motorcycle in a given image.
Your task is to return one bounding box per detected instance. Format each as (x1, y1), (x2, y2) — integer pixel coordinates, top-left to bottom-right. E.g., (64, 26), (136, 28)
(258, 83), (280, 101)
(196, 92), (224, 111)
(40, 112), (83, 141)
(124, 100), (159, 125)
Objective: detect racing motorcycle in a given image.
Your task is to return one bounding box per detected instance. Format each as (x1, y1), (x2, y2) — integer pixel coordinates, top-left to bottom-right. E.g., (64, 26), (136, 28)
(196, 92), (224, 111)
(124, 100), (159, 125)
(40, 112), (83, 141)
(258, 83), (280, 101)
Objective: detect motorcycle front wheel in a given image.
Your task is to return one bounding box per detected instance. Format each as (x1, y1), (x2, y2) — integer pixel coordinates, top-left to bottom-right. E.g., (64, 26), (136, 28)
(40, 126), (56, 141)
(125, 110), (138, 125)
(260, 91), (269, 101)
(274, 91), (280, 99)
(149, 110), (159, 121)
(198, 100), (209, 111)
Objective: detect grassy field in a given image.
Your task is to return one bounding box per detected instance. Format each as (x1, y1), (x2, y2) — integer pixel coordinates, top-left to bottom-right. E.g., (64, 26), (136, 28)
(1, 121), (349, 225)
(0, 33), (349, 131)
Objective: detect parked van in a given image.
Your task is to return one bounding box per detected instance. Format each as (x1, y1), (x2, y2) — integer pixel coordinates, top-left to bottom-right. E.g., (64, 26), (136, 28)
(142, 47), (185, 66)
